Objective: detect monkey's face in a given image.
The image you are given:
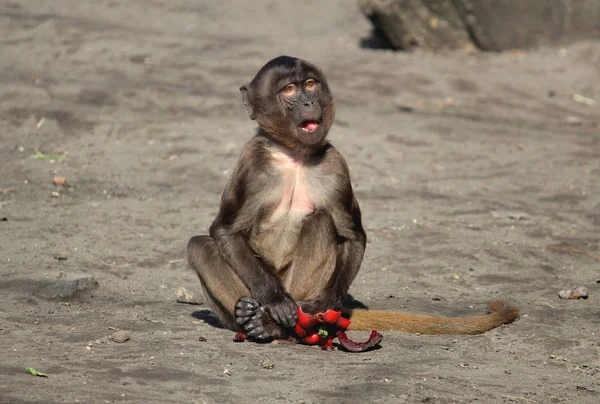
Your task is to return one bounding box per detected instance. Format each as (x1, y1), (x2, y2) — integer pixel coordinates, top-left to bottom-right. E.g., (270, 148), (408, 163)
(277, 77), (327, 146)
(240, 56), (335, 151)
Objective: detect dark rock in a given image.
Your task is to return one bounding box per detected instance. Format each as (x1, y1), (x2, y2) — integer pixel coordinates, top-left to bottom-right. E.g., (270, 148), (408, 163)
(360, 0), (600, 51)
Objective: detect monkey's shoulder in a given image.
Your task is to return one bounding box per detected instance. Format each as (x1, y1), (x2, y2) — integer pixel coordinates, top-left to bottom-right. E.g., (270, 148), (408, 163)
(313, 143), (352, 178)
(235, 137), (276, 172)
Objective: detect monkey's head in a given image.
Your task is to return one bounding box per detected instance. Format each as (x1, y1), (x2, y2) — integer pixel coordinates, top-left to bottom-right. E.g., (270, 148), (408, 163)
(240, 56), (335, 153)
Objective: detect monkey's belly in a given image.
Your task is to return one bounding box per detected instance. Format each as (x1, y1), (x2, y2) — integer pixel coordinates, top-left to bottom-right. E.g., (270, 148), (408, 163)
(250, 213), (306, 271)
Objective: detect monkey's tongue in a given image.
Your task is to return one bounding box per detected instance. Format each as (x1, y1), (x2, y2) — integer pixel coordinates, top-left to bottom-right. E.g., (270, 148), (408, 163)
(301, 121), (319, 132)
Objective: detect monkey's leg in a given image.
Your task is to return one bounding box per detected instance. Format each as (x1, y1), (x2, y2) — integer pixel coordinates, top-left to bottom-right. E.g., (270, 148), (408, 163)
(284, 211), (338, 303)
(187, 235), (286, 340)
(187, 235), (249, 331)
(231, 212), (338, 339)
(286, 210), (365, 315)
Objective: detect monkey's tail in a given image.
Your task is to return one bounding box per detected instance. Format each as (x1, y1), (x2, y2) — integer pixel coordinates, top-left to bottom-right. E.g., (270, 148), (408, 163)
(346, 301), (519, 335)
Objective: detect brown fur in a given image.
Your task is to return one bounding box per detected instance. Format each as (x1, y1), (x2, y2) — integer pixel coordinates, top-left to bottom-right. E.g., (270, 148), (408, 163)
(347, 301), (519, 334)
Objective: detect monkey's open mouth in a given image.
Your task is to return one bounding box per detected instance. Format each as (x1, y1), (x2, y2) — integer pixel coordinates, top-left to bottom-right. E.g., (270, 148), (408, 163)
(300, 121), (319, 133)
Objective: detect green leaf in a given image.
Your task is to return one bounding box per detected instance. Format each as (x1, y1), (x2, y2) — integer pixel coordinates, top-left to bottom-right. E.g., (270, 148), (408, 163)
(25, 367), (47, 377)
(30, 151), (66, 160)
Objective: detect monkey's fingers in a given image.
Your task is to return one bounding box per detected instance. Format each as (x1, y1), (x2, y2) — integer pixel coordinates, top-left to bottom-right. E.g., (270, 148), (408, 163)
(237, 296), (259, 309)
(266, 302), (298, 328)
(235, 316), (253, 326)
(245, 321), (266, 338)
(265, 307), (285, 327)
(235, 297), (261, 324)
(235, 307), (257, 319)
(243, 312), (285, 340)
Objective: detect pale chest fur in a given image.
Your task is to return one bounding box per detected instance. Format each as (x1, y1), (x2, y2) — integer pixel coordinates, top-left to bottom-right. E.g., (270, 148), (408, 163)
(270, 151), (315, 220)
(249, 150), (331, 270)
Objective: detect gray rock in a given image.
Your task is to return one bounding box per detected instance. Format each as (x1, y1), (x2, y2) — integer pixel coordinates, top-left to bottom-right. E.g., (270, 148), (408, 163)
(38, 277), (99, 300)
(110, 330), (131, 343)
(53, 252), (68, 261)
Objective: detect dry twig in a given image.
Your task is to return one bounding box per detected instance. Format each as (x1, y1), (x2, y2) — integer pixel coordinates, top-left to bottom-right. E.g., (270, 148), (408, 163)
(527, 300), (555, 309)
(544, 245), (600, 262)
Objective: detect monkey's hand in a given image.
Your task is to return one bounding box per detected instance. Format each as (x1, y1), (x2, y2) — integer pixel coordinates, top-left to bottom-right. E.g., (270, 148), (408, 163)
(262, 293), (298, 328)
(234, 295), (297, 340)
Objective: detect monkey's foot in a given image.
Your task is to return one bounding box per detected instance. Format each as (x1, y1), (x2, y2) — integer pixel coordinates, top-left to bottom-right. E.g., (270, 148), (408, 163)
(298, 297), (342, 317)
(234, 297), (286, 340)
(235, 297), (260, 326)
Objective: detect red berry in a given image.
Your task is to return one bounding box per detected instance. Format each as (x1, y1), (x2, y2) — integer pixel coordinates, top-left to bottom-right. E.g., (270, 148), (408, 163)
(294, 324), (307, 337)
(233, 332), (247, 342)
(336, 317), (351, 330)
(319, 336), (335, 350)
(318, 309), (341, 324)
(296, 306), (317, 328)
(302, 330), (320, 345)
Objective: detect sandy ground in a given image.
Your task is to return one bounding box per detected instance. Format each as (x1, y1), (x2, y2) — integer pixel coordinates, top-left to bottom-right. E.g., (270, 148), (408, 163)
(1, 1), (599, 403)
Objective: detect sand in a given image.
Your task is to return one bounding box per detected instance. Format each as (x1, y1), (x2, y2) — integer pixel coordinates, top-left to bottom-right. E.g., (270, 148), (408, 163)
(1, 1), (599, 403)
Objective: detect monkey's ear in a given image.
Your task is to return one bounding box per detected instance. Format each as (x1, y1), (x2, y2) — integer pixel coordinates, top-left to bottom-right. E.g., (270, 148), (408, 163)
(239, 85), (256, 120)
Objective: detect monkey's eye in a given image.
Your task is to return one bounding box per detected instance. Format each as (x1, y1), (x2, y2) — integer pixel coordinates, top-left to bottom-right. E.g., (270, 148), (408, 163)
(281, 84), (297, 97)
(304, 79), (317, 91)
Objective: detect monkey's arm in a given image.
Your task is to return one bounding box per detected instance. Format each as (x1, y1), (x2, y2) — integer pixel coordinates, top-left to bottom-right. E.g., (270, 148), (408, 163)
(209, 146), (297, 328)
(210, 224), (293, 309)
(299, 147), (366, 314)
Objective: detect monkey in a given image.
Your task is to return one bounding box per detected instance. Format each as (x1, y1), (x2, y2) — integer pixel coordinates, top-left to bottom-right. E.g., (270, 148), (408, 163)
(187, 56), (518, 341)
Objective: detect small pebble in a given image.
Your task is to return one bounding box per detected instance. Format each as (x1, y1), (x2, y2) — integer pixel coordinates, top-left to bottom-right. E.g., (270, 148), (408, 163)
(53, 252), (67, 261)
(176, 287), (203, 305)
(261, 360), (274, 369)
(53, 176), (67, 186)
(558, 286), (588, 300)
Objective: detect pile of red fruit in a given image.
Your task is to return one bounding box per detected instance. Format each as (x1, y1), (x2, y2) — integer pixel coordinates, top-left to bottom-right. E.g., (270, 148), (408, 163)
(234, 306), (382, 352)
(295, 306), (382, 352)
(294, 307), (350, 350)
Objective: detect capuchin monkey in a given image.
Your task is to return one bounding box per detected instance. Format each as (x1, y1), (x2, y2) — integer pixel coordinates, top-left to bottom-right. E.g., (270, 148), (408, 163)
(187, 56), (518, 340)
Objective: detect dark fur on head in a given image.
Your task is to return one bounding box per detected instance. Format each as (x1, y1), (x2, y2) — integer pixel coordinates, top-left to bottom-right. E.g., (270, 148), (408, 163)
(240, 56), (335, 157)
